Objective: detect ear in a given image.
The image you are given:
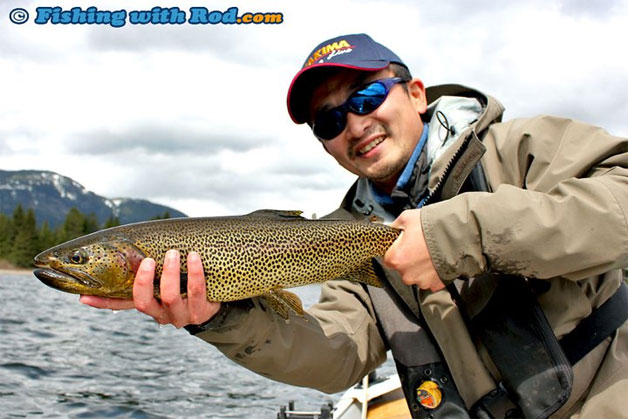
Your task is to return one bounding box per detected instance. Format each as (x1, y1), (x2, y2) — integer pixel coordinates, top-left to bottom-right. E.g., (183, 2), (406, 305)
(407, 78), (427, 115)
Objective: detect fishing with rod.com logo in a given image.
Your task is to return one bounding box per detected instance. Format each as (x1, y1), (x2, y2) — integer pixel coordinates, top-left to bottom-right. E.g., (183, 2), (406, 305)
(8, 5), (284, 27)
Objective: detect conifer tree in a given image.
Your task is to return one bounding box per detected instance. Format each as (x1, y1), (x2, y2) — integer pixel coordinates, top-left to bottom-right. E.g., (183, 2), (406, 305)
(10, 209), (38, 267)
(11, 204), (25, 245)
(12, 204), (24, 227)
(37, 221), (57, 254)
(0, 214), (12, 260)
(151, 211), (171, 220)
(83, 212), (100, 234)
(104, 215), (120, 228)
(61, 207), (86, 242)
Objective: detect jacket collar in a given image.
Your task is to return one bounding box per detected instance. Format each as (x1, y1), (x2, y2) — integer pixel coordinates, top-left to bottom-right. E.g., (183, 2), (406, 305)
(425, 84), (505, 133)
(333, 84), (505, 218)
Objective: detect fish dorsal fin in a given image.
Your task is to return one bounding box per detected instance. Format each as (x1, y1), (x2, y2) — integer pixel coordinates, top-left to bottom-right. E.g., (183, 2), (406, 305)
(246, 209), (305, 220)
(320, 208), (386, 224)
(261, 289), (305, 320)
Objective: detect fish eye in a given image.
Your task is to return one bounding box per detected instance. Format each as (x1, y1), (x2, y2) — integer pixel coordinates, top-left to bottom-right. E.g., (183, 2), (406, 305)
(70, 250), (87, 265)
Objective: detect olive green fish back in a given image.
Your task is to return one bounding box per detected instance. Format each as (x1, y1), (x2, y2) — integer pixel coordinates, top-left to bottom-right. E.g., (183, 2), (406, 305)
(115, 212), (399, 301)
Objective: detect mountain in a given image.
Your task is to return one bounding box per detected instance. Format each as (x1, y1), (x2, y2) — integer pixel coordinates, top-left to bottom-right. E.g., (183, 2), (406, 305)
(0, 170), (187, 227)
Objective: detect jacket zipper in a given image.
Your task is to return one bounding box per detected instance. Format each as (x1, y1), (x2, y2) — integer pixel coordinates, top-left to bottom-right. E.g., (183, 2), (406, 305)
(419, 132), (475, 208)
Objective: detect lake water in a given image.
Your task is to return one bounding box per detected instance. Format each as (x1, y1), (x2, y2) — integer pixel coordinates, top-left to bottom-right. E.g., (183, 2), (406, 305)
(0, 272), (394, 418)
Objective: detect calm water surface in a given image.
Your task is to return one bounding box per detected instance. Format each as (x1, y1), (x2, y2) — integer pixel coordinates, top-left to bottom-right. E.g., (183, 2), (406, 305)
(0, 272), (393, 418)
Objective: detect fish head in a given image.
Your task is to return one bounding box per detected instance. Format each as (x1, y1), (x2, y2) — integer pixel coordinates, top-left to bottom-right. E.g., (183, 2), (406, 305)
(33, 234), (145, 299)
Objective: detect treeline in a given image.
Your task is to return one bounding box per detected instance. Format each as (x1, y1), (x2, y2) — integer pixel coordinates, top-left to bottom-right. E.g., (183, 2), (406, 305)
(0, 204), (170, 267)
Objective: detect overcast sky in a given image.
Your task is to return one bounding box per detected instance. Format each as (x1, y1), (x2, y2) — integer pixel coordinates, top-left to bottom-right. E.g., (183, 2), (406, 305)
(1, 0), (627, 218)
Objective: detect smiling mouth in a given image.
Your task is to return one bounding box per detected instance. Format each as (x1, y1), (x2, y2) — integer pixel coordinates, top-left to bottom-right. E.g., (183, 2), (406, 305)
(357, 136), (385, 156)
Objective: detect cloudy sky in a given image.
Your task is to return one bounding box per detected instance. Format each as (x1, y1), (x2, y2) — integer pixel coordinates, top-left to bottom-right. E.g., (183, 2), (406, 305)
(1, 0), (627, 218)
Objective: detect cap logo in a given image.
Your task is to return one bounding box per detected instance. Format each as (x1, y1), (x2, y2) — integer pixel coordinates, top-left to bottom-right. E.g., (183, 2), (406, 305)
(305, 39), (353, 67)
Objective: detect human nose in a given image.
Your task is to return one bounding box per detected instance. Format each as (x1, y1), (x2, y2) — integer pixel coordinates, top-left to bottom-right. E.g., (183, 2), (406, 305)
(344, 111), (371, 141)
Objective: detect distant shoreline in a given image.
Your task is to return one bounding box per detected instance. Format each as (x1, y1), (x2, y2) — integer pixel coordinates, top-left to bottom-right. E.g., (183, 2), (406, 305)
(0, 258), (33, 274)
(0, 268), (32, 275)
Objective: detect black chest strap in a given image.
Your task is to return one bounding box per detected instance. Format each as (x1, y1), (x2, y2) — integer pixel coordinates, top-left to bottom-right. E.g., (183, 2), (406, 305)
(559, 282), (628, 365)
(367, 266), (470, 419)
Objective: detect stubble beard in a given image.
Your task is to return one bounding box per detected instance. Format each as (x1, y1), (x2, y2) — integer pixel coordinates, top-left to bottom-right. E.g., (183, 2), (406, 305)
(364, 158), (407, 189)
(349, 125), (408, 188)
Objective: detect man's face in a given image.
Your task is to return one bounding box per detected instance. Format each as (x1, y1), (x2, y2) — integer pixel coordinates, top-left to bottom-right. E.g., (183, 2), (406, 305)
(309, 67), (427, 193)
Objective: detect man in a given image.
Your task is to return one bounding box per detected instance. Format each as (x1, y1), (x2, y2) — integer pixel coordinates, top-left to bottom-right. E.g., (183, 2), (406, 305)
(82, 34), (628, 418)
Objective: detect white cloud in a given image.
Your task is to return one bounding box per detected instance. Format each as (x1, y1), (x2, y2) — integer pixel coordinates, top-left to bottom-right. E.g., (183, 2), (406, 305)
(1, 0), (627, 218)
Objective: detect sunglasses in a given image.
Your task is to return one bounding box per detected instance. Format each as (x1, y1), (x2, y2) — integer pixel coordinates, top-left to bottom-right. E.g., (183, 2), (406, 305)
(311, 77), (408, 140)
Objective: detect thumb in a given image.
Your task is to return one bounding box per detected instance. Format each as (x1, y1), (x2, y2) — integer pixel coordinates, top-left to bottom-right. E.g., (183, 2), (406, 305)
(389, 215), (405, 230)
(389, 209), (419, 230)
(383, 230), (404, 268)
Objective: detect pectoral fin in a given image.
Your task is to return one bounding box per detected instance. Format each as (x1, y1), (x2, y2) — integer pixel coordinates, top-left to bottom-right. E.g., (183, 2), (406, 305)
(261, 289), (305, 320)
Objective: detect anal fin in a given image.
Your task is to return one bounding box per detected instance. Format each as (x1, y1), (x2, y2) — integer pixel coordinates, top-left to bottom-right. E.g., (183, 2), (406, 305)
(338, 259), (383, 288)
(261, 289), (305, 321)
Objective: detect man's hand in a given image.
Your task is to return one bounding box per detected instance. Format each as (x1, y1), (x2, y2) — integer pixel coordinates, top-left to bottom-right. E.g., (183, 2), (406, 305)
(80, 250), (221, 328)
(383, 209), (445, 292)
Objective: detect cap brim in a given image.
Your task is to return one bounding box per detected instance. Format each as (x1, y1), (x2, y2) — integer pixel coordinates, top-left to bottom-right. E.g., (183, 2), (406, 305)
(287, 62), (389, 124)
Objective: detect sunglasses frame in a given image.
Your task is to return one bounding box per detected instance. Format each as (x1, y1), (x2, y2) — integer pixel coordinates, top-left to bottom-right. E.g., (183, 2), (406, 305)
(311, 77), (408, 141)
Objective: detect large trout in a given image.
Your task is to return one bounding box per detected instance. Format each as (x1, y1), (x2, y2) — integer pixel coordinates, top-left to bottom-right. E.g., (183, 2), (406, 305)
(33, 210), (400, 318)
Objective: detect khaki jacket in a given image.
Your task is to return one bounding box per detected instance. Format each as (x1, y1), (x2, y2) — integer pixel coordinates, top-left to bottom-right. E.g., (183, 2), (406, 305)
(193, 85), (628, 417)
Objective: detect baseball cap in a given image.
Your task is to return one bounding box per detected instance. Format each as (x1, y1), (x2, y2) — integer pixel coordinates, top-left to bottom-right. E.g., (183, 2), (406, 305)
(287, 33), (407, 124)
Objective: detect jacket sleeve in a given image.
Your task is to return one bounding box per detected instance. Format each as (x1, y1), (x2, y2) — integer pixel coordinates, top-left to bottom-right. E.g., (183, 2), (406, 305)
(190, 279), (388, 394)
(421, 115), (628, 282)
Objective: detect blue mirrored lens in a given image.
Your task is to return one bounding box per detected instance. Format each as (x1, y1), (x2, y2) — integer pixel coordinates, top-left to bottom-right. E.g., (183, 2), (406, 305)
(314, 108), (346, 141)
(348, 82), (387, 113)
(312, 78), (404, 140)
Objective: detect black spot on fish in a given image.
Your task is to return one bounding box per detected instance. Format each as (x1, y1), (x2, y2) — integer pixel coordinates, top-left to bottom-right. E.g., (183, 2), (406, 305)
(180, 272), (188, 294)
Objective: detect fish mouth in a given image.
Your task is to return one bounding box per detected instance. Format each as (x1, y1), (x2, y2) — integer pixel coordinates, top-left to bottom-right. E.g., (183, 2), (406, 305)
(33, 266), (102, 290)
